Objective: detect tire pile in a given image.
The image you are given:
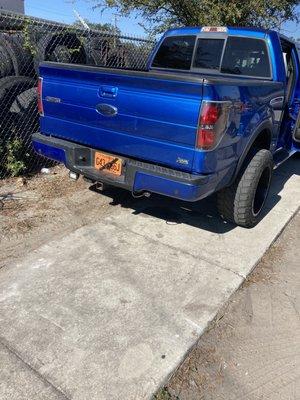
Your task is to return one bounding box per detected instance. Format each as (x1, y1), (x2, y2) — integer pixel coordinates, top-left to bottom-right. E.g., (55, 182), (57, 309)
(0, 29), (92, 177)
(0, 12), (153, 178)
(0, 32), (37, 177)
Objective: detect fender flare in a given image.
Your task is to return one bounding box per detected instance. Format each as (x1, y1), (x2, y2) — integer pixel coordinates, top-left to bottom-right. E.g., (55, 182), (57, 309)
(229, 120), (274, 185)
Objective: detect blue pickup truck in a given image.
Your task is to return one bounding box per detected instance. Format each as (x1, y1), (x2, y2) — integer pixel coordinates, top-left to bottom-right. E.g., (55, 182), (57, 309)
(33, 26), (300, 227)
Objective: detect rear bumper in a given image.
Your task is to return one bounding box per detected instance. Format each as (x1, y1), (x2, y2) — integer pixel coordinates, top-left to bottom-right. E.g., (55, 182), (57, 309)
(32, 132), (233, 202)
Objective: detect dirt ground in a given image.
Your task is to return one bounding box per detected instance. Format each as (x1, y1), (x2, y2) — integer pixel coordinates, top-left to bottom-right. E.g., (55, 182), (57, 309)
(0, 166), (135, 269)
(155, 212), (300, 400)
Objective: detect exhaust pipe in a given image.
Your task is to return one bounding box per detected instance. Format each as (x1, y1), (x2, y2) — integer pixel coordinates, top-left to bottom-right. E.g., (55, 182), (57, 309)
(132, 191), (151, 199)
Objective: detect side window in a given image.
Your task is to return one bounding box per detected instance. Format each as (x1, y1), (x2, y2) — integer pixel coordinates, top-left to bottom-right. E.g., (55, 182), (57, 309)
(221, 37), (271, 78)
(152, 36), (196, 70)
(193, 39), (225, 70)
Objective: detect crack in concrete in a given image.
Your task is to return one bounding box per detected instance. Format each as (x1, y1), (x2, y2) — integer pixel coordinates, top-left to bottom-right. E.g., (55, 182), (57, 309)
(284, 292), (300, 321)
(0, 336), (71, 400)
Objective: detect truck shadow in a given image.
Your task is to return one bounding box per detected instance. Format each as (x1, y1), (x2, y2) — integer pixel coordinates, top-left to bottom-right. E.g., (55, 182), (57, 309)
(90, 155), (299, 234)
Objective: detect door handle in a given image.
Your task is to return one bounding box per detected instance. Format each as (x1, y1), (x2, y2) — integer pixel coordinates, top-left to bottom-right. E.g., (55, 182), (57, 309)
(99, 86), (118, 98)
(270, 96), (284, 110)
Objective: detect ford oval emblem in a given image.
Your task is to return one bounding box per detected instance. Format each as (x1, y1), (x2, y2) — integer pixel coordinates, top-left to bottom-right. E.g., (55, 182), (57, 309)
(96, 103), (118, 117)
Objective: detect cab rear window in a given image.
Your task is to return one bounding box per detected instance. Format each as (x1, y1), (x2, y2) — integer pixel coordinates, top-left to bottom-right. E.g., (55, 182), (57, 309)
(152, 34), (271, 78)
(221, 37), (271, 77)
(152, 36), (196, 70)
(193, 38), (225, 69)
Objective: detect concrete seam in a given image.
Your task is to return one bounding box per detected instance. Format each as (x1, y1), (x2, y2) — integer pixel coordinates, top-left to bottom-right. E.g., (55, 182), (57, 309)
(0, 336), (71, 400)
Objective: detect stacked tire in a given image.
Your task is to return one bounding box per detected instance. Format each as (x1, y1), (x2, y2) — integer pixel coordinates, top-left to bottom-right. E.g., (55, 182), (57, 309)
(0, 29), (88, 177)
(34, 32), (87, 71)
(0, 31), (36, 176)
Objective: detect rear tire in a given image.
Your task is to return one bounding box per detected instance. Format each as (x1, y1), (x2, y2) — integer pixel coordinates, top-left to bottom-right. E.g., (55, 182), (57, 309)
(217, 149), (273, 228)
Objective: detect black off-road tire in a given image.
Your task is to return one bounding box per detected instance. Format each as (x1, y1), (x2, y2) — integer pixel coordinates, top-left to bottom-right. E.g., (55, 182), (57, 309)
(217, 149), (274, 228)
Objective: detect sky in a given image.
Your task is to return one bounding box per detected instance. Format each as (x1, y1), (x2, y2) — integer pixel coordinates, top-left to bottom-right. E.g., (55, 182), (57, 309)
(25, 0), (300, 39)
(25, 0), (146, 37)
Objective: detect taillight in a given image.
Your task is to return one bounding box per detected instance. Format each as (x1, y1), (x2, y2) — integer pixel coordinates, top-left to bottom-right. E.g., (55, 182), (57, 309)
(196, 101), (230, 150)
(37, 77), (44, 116)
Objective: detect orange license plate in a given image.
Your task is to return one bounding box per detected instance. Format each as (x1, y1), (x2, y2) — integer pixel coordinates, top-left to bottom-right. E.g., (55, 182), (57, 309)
(94, 152), (123, 176)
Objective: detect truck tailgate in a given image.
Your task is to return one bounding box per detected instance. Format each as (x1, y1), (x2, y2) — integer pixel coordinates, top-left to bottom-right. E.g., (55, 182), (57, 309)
(39, 63), (204, 172)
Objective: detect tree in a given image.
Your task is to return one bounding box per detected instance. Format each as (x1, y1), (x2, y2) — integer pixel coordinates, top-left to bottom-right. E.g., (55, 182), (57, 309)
(92, 0), (300, 34)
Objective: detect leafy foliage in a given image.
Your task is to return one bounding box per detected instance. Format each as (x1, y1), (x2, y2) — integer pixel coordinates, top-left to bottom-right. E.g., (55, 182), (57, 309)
(154, 387), (173, 400)
(73, 19), (121, 35)
(92, 0), (300, 34)
(6, 139), (27, 177)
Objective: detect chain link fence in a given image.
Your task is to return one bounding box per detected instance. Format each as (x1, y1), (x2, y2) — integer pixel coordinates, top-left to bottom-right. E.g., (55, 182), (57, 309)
(0, 10), (155, 179)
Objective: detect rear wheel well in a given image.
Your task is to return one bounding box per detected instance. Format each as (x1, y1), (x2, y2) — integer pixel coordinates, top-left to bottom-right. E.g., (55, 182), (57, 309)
(242, 129), (272, 167)
(232, 129), (272, 183)
(251, 129), (272, 151)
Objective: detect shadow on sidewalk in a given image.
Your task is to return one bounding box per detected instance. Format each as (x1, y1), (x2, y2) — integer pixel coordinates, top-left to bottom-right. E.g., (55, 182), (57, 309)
(90, 155), (300, 234)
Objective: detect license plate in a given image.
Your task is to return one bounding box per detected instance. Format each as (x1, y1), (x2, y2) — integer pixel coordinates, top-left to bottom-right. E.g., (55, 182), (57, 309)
(94, 152), (123, 176)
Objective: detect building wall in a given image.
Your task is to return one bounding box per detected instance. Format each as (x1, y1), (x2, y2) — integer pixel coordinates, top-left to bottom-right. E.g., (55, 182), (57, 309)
(0, 0), (24, 14)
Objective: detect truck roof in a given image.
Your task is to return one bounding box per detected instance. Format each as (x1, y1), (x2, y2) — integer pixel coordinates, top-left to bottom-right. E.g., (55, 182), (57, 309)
(164, 26), (295, 44)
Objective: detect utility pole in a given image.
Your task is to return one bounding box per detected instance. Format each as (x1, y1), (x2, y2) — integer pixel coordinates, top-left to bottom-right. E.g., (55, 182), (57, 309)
(73, 9), (91, 60)
(73, 9), (90, 31)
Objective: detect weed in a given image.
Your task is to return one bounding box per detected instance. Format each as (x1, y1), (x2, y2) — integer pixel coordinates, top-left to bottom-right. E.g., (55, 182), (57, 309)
(6, 139), (27, 176)
(154, 387), (174, 400)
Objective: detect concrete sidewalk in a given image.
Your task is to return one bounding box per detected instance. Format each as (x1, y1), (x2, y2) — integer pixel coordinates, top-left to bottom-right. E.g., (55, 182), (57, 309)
(0, 157), (299, 400)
